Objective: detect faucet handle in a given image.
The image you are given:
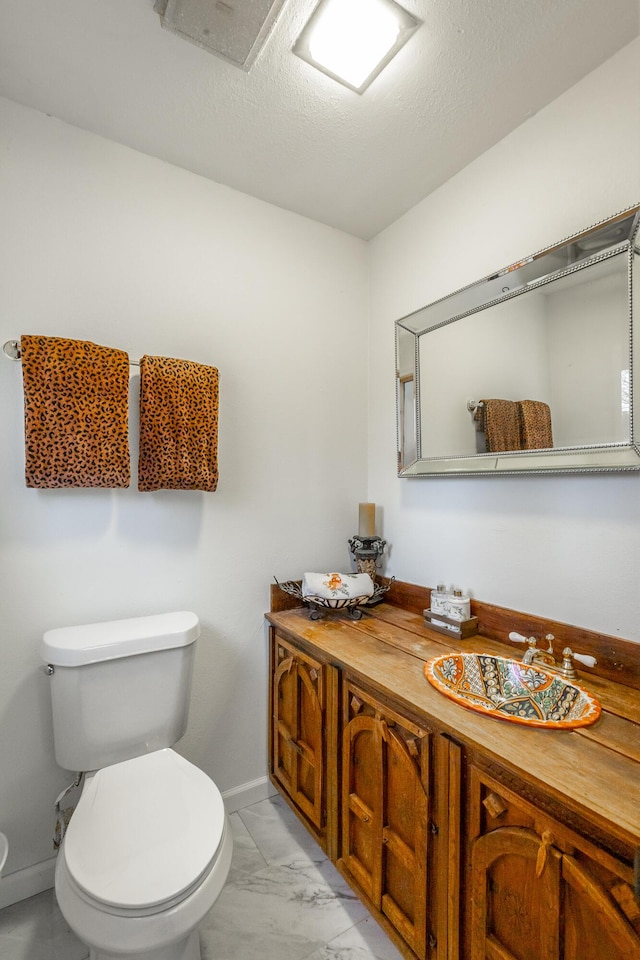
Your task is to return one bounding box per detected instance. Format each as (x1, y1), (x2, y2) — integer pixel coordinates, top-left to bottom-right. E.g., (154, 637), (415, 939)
(573, 651), (597, 669)
(521, 636), (540, 665)
(559, 647), (577, 680)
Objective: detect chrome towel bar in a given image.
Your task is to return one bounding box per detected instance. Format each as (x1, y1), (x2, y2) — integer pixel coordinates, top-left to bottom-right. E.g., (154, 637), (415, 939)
(3, 339), (140, 365)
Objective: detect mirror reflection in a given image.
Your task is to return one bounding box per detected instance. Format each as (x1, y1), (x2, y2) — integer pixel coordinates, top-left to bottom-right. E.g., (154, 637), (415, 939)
(396, 206), (639, 477)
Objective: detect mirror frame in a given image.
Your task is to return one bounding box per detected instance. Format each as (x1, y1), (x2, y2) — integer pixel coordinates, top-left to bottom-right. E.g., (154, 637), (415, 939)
(396, 204), (640, 477)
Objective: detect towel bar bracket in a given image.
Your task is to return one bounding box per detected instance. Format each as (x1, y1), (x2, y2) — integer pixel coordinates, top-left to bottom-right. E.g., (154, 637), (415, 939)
(3, 339), (21, 360)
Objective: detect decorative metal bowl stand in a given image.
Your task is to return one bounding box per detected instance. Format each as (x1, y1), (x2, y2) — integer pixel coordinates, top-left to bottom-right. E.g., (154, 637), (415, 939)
(274, 578), (393, 620)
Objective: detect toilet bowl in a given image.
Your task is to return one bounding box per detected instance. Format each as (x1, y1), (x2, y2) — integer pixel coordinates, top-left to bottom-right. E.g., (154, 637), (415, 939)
(55, 749), (232, 960)
(41, 611), (232, 960)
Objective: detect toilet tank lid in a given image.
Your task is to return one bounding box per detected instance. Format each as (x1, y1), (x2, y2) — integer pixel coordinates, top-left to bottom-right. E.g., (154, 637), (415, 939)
(40, 611), (200, 666)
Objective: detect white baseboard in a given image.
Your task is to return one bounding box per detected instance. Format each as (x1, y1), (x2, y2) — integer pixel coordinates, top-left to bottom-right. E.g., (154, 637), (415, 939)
(0, 777), (277, 909)
(0, 855), (57, 910)
(221, 775), (277, 813)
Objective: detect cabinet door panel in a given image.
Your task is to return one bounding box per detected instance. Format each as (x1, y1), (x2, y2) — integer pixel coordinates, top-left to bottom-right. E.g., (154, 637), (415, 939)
(381, 725), (428, 959)
(470, 825), (561, 960)
(295, 662), (323, 824)
(467, 764), (640, 960)
(342, 684), (431, 960)
(342, 714), (383, 904)
(562, 854), (640, 960)
(273, 655), (296, 795)
(272, 638), (324, 831)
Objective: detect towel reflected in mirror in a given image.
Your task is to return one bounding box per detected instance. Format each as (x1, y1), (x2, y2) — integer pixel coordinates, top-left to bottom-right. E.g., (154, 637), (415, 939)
(517, 400), (553, 450)
(475, 398), (553, 453)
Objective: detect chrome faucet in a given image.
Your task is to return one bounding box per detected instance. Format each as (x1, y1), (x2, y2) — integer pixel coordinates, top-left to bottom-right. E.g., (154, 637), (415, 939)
(522, 634), (555, 665)
(511, 631), (597, 680)
(522, 635), (579, 680)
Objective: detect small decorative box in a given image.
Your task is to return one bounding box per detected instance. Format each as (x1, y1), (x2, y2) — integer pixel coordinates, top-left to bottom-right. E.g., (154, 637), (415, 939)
(423, 608), (479, 640)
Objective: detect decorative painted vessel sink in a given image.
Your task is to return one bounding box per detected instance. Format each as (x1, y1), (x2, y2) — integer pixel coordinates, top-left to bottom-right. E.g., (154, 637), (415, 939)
(425, 653), (601, 729)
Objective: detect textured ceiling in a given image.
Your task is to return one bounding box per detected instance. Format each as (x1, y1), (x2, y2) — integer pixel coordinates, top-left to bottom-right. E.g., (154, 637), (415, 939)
(0, 0), (637, 239)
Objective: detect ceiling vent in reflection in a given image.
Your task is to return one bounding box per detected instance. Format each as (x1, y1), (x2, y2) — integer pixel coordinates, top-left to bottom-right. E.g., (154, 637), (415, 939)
(154, 0), (287, 70)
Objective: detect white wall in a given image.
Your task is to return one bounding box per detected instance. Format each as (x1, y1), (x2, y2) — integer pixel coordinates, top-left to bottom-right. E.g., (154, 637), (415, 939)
(419, 295), (550, 457)
(0, 97), (368, 887)
(545, 264), (629, 445)
(369, 39), (640, 641)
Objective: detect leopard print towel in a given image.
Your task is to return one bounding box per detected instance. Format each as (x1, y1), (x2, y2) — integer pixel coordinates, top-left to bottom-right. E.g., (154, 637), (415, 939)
(138, 355), (219, 492)
(476, 399), (522, 453)
(21, 335), (130, 488)
(517, 400), (553, 450)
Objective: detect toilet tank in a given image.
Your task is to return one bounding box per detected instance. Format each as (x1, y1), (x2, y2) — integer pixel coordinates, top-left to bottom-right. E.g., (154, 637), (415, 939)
(40, 612), (200, 771)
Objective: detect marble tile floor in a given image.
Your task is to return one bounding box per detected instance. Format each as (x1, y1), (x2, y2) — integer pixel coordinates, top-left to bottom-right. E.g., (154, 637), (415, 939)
(0, 793), (404, 960)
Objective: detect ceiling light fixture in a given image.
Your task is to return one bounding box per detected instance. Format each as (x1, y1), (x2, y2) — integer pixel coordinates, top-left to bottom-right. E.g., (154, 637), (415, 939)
(293, 0), (420, 94)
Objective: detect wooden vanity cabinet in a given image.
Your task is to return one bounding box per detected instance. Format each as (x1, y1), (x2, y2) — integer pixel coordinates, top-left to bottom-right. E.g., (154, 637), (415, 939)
(269, 630), (338, 856)
(339, 678), (434, 959)
(269, 625), (459, 960)
(267, 593), (640, 960)
(465, 763), (640, 960)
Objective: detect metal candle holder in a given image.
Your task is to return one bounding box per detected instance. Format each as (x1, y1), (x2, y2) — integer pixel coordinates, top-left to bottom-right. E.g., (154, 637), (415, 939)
(348, 535), (386, 580)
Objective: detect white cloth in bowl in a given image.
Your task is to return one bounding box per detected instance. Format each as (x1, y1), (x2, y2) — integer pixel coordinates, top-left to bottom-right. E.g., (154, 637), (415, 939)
(302, 572), (374, 600)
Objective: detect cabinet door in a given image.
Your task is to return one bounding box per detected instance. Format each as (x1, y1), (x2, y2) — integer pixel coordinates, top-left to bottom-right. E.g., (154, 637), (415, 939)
(272, 635), (325, 832)
(341, 681), (431, 959)
(561, 850), (640, 960)
(470, 823), (562, 960)
(467, 765), (640, 960)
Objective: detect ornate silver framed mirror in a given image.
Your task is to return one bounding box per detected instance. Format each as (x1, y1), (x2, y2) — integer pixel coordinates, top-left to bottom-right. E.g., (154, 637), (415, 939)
(396, 204), (640, 477)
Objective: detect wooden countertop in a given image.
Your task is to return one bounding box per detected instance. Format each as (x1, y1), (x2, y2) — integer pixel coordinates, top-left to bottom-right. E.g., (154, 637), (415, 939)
(266, 601), (640, 852)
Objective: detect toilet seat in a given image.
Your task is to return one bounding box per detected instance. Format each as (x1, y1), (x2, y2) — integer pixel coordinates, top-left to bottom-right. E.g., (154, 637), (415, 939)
(63, 749), (225, 916)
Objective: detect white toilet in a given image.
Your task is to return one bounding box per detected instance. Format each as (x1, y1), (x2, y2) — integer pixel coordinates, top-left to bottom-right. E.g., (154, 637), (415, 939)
(41, 611), (232, 960)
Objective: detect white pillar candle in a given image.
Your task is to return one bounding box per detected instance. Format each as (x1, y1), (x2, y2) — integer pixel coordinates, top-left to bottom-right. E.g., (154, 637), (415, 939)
(358, 502), (375, 537)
